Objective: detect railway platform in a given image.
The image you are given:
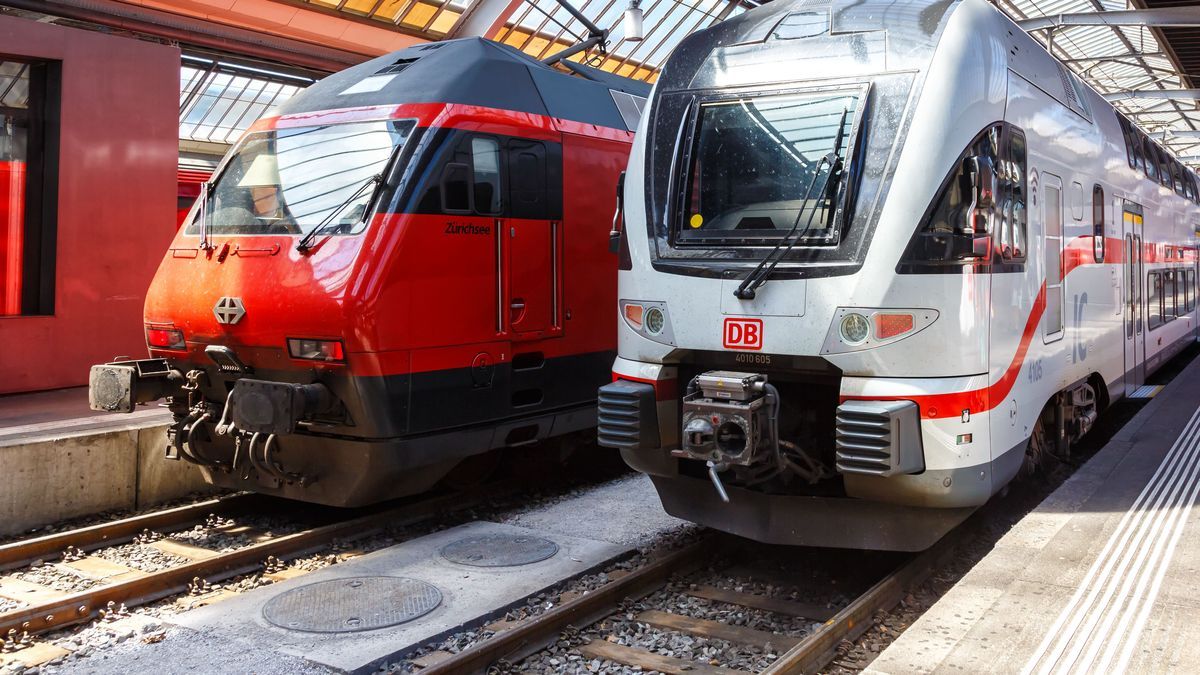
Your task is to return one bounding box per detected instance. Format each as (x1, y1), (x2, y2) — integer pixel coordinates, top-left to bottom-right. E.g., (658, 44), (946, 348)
(0, 388), (210, 537)
(869, 354), (1200, 674)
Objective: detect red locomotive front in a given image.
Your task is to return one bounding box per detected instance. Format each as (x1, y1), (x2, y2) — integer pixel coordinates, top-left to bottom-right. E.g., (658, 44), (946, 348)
(89, 39), (644, 505)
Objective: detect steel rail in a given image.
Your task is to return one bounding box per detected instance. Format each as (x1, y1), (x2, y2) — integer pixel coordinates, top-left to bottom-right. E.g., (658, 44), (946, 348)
(420, 538), (713, 675)
(0, 487), (506, 638)
(762, 535), (960, 674)
(0, 494), (262, 572)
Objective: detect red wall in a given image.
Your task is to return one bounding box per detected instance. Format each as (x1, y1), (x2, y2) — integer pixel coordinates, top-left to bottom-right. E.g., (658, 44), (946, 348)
(0, 17), (178, 394)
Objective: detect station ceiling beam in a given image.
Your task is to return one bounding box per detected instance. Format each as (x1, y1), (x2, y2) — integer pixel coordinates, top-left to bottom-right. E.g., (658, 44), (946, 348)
(1103, 88), (1200, 101)
(0, 0), (374, 72)
(1018, 7), (1200, 32)
(446, 0), (526, 38)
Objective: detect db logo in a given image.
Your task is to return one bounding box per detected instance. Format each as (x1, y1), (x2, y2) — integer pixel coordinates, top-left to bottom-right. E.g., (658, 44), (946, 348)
(723, 317), (763, 351)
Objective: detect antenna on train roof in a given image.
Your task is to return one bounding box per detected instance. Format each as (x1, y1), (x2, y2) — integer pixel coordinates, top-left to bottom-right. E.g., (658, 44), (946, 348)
(541, 0), (609, 66)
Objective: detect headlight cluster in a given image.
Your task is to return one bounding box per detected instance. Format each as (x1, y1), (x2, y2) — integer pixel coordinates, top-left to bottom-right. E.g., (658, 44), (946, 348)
(620, 300), (674, 345)
(822, 308), (938, 354)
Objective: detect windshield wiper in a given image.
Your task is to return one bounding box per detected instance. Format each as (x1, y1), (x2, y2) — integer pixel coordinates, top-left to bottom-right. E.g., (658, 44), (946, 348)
(297, 173), (383, 253)
(733, 107), (851, 300)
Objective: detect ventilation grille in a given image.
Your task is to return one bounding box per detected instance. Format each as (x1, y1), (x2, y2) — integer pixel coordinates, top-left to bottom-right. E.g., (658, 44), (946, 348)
(1057, 64), (1078, 109)
(597, 381), (653, 449)
(375, 58), (419, 76)
(835, 406), (894, 475)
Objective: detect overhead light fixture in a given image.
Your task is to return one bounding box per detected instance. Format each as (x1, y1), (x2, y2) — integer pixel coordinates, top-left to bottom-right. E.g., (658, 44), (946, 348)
(623, 0), (644, 41)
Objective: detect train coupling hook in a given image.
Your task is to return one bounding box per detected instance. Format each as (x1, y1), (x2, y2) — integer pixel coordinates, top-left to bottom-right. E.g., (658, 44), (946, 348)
(706, 460), (731, 504)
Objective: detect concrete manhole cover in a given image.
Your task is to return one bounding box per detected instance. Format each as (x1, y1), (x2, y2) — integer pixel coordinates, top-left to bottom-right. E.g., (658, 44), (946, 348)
(262, 576), (441, 633)
(440, 533), (560, 567)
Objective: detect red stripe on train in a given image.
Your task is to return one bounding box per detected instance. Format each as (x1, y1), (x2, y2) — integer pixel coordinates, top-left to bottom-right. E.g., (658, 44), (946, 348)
(246, 103), (633, 143)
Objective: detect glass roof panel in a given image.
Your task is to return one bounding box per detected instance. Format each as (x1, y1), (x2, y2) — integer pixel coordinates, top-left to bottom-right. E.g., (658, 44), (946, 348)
(999, 0), (1200, 166)
(497, 0), (748, 81)
(178, 56), (313, 145)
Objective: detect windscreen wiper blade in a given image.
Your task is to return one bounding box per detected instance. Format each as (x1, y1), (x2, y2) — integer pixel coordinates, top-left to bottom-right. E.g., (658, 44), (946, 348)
(733, 107), (851, 300)
(296, 173), (383, 253)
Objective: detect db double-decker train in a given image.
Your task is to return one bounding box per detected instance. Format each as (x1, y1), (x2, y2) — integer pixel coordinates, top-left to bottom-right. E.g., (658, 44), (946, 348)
(600, 0), (1200, 550)
(89, 38), (646, 506)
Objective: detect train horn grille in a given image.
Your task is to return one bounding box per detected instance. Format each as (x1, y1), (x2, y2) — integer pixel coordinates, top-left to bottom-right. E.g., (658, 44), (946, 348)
(835, 400), (924, 477)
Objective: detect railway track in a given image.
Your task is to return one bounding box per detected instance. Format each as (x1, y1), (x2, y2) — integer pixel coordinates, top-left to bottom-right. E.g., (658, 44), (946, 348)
(412, 532), (962, 675)
(0, 486), (508, 644)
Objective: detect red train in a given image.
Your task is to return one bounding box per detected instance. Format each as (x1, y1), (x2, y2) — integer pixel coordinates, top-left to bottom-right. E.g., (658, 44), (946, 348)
(89, 38), (645, 505)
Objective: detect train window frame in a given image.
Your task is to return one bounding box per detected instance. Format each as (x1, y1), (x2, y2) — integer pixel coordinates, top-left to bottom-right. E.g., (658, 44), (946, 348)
(439, 162), (472, 214)
(506, 138), (550, 221)
(1142, 137), (1158, 183)
(1131, 129), (1145, 172)
(1168, 270), (1176, 320)
(1092, 184), (1105, 263)
(1189, 270), (1197, 313)
(1148, 270), (1163, 330)
(672, 85), (869, 249)
(1157, 147), (1171, 188)
(1119, 118), (1136, 170)
(1043, 178), (1064, 340)
(1, 58), (60, 318)
(470, 136), (502, 216)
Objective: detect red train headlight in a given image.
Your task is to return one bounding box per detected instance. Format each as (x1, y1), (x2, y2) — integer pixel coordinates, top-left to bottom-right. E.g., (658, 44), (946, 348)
(287, 338), (345, 363)
(146, 326), (186, 350)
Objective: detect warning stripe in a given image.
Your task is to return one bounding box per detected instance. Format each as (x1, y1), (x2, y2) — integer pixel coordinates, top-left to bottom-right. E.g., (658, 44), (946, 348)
(1022, 405), (1200, 674)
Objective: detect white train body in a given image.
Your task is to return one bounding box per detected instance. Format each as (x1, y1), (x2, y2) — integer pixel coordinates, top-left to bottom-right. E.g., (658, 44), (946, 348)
(600, 0), (1200, 550)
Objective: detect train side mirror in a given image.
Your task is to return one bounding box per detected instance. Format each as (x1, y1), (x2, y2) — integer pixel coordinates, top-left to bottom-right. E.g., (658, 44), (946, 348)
(610, 171), (626, 254)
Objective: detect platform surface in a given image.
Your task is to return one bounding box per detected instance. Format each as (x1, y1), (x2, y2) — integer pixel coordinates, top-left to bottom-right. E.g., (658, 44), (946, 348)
(0, 386), (170, 447)
(870, 356), (1200, 674)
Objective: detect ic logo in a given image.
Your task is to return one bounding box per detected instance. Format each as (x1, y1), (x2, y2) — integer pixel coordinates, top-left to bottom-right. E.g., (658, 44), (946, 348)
(213, 297), (246, 325)
(723, 317), (763, 351)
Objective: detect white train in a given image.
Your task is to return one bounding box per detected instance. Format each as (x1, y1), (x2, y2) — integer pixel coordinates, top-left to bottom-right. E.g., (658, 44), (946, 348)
(599, 0), (1200, 550)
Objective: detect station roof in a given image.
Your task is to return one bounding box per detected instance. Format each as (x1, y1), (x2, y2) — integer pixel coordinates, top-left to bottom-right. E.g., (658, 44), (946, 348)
(493, 0), (753, 81)
(996, 0), (1200, 166)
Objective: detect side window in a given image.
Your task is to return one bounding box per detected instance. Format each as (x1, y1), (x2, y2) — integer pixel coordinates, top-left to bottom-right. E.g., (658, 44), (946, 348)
(440, 163), (471, 213)
(1166, 269), (1176, 321)
(1, 59), (59, 317)
(1119, 118), (1136, 170)
(1092, 185), (1105, 263)
(470, 137), (501, 215)
(1148, 271), (1163, 330)
(1190, 270), (1197, 313)
(507, 139), (548, 220)
(1143, 137), (1158, 183)
(1043, 182), (1063, 337)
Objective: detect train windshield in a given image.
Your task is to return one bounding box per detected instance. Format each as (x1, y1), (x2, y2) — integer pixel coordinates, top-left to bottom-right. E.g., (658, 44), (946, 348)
(190, 119), (415, 237)
(679, 91), (860, 246)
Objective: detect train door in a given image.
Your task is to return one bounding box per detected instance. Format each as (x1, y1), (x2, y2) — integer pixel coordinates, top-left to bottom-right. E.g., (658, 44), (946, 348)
(1042, 173), (1065, 343)
(504, 138), (561, 339)
(1122, 202), (1146, 394)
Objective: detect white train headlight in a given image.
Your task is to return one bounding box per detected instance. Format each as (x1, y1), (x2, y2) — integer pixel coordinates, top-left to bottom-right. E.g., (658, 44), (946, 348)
(620, 300), (674, 345)
(839, 313), (870, 344)
(645, 307), (665, 335)
(822, 308), (938, 354)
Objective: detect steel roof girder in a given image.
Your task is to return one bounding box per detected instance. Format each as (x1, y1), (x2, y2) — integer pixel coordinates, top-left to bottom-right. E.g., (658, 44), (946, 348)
(1103, 89), (1200, 101)
(1018, 7), (1200, 32)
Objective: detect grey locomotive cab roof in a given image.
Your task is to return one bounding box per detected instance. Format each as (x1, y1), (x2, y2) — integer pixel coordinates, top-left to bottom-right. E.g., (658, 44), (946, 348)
(275, 37), (650, 132)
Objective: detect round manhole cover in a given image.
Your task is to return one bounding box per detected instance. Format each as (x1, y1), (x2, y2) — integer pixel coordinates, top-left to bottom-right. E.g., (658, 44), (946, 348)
(440, 533), (559, 567)
(262, 576), (441, 633)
